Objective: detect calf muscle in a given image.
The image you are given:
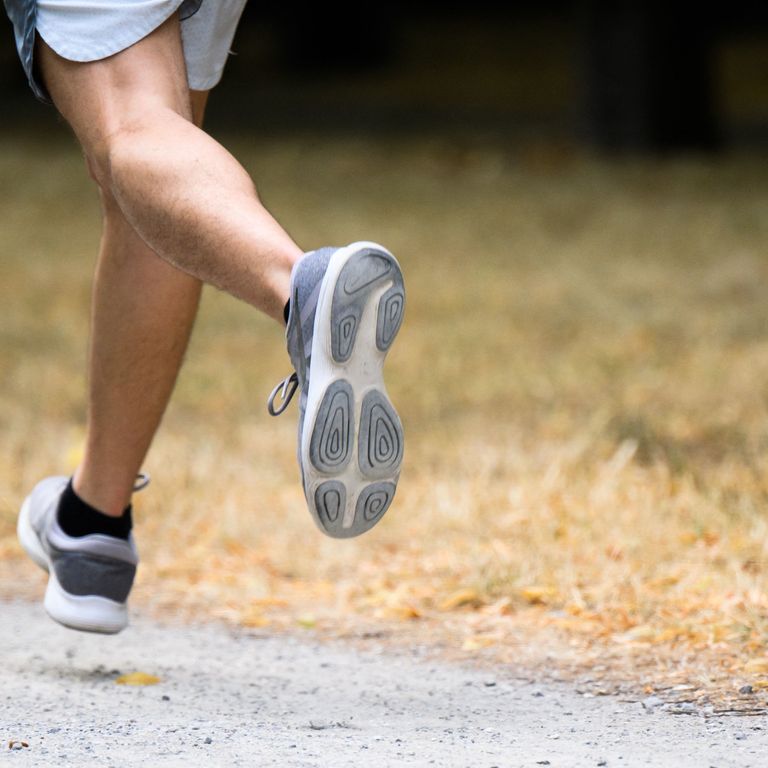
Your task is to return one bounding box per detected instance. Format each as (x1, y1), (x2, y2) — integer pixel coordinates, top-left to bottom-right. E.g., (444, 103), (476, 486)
(37, 15), (301, 321)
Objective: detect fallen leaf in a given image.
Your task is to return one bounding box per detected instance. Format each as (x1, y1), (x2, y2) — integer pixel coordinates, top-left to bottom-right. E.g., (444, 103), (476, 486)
(653, 627), (688, 643)
(115, 672), (161, 686)
(375, 603), (422, 620)
(519, 586), (557, 606)
(296, 614), (316, 629)
(439, 588), (482, 611)
(239, 608), (270, 628)
(483, 597), (515, 616)
(249, 597), (289, 608)
(744, 659), (768, 675)
(462, 634), (498, 651)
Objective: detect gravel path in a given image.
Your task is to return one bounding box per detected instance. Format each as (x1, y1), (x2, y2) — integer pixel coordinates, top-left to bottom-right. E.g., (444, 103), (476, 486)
(2, 600), (766, 767)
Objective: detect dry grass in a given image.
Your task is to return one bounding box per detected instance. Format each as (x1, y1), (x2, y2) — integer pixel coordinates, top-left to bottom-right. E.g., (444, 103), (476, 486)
(2, 131), (768, 706)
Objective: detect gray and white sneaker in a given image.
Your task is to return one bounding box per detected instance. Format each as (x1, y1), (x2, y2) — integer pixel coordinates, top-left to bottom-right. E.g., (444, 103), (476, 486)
(17, 476), (139, 634)
(268, 241), (405, 538)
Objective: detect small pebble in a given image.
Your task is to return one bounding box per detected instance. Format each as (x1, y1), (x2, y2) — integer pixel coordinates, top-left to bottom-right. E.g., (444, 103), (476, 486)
(641, 696), (664, 711)
(204, 737), (212, 745)
(739, 685), (754, 695)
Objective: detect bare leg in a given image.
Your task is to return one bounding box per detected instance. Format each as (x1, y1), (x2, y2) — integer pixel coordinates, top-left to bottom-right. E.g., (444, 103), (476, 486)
(72, 93), (211, 516)
(38, 15), (303, 322)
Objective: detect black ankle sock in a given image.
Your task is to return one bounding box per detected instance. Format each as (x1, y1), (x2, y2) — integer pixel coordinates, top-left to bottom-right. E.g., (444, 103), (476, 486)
(283, 299), (291, 325)
(57, 480), (133, 540)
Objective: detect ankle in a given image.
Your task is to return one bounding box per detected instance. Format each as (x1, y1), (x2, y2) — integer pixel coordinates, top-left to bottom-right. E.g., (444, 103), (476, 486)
(58, 479), (133, 540)
(72, 467), (133, 518)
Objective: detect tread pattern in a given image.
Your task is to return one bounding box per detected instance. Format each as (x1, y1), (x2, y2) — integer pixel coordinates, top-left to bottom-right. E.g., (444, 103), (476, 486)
(314, 481), (347, 534)
(355, 483), (396, 528)
(331, 249), (401, 363)
(358, 391), (403, 479)
(309, 380), (354, 473)
(376, 286), (405, 351)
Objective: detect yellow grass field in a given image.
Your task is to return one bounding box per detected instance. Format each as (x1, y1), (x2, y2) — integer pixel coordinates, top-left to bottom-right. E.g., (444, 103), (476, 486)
(2, 131), (768, 707)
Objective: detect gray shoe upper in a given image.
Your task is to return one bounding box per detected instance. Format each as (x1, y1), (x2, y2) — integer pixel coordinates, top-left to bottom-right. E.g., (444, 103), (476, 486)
(285, 247), (336, 382)
(28, 477), (138, 603)
(284, 247), (337, 465)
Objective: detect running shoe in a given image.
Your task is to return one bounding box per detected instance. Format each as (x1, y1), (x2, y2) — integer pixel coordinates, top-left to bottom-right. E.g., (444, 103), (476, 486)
(17, 476), (139, 634)
(268, 242), (405, 538)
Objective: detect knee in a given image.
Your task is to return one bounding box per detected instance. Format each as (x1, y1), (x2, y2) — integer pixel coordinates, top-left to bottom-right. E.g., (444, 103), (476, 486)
(84, 151), (104, 187)
(84, 124), (139, 192)
(84, 111), (165, 194)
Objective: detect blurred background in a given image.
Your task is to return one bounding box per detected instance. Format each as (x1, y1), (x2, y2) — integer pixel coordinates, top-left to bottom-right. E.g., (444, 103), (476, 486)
(2, 1), (768, 149)
(2, 1), (768, 697)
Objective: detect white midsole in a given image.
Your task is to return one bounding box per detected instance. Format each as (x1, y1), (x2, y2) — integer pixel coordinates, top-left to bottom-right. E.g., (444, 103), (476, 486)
(44, 571), (127, 635)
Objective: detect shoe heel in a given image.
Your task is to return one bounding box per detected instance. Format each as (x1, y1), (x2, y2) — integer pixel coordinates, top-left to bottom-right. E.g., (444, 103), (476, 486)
(330, 246), (405, 364)
(17, 498), (50, 573)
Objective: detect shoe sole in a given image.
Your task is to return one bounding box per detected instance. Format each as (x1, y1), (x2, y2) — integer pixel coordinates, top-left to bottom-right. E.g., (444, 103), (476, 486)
(302, 242), (405, 538)
(18, 497), (128, 635)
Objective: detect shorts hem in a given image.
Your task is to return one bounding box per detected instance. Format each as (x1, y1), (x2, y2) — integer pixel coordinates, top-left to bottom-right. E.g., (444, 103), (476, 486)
(188, 66), (226, 91)
(35, 0), (187, 64)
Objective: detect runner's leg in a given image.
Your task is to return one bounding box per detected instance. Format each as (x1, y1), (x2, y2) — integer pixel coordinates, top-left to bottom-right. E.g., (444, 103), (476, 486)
(36, 16), (302, 514)
(37, 14), (303, 324)
(71, 93), (211, 516)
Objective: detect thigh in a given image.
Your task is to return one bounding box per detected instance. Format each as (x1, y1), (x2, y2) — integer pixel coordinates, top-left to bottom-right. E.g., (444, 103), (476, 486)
(37, 13), (192, 155)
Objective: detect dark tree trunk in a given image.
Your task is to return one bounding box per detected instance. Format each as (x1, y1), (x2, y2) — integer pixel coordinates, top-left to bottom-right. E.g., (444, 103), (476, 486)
(580, 1), (720, 152)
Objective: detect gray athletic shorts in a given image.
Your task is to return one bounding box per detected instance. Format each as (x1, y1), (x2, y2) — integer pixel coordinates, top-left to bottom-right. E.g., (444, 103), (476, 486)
(3, 0), (247, 102)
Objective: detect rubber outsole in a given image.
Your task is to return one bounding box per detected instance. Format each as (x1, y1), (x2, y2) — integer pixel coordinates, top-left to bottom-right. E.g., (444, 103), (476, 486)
(358, 390), (403, 479)
(309, 380), (354, 473)
(303, 243), (404, 539)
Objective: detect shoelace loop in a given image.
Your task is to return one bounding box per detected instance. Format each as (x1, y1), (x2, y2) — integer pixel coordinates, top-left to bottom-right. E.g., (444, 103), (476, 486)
(267, 372), (299, 416)
(133, 473), (151, 492)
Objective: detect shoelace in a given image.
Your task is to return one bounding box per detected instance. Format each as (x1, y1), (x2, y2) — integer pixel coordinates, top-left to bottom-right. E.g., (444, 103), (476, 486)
(267, 372), (299, 416)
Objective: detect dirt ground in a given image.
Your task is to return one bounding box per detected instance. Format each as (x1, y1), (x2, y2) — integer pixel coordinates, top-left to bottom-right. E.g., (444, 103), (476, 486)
(4, 600), (768, 767)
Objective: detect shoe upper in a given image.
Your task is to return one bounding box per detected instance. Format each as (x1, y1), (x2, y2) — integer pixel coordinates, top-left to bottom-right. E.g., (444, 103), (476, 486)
(279, 248), (336, 469)
(285, 247), (336, 384)
(27, 476), (138, 603)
